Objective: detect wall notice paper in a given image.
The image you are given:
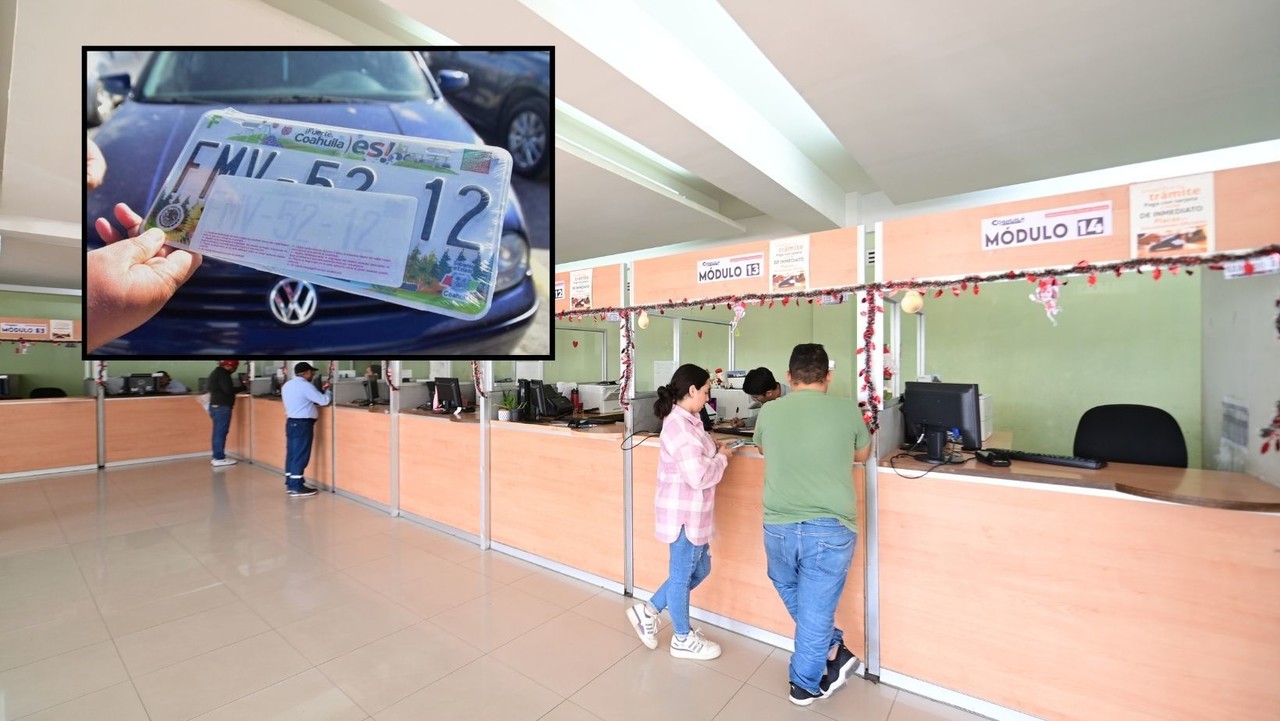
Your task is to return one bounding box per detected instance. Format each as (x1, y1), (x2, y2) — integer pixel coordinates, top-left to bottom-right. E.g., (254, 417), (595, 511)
(981, 202), (1113, 250)
(50, 320), (74, 340)
(555, 280), (566, 301)
(769, 235), (810, 292)
(1216, 397), (1249, 472)
(142, 108), (513, 321)
(570, 269), (593, 309)
(697, 252), (764, 284)
(1130, 173), (1214, 259)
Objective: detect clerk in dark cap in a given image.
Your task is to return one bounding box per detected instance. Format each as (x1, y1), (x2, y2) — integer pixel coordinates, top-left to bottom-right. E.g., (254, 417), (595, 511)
(281, 362), (332, 497)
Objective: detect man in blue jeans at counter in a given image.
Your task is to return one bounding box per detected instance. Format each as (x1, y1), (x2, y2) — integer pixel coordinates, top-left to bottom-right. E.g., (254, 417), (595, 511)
(281, 362), (332, 498)
(208, 360), (241, 468)
(753, 343), (872, 706)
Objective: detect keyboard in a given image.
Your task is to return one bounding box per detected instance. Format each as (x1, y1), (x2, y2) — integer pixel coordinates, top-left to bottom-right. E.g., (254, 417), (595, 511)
(984, 448), (1107, 470)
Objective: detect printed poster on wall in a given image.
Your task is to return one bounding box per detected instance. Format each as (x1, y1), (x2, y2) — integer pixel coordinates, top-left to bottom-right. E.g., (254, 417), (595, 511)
(769, 235), (810, 292)
(50, 320), (74, 341)
(1130, 173), (1214, 259)
(981, 202), (1113, 250)
(569, 269), (593, 310)
(696, 252), (764, 284)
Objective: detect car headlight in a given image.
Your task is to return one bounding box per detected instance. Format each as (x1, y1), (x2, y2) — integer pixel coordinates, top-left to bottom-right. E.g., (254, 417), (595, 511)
(495, 231), (530, 292)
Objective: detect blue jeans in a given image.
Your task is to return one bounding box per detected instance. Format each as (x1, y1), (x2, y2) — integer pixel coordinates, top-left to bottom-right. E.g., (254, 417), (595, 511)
(649, 526), (711, 636)
(285, 418), (317, 491)
(209, 404), (232, 460)
(763, 518), (857, 695)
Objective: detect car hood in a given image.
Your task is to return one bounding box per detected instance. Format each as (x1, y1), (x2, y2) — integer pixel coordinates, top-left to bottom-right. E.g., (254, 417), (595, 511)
(89, 98), (487, 237)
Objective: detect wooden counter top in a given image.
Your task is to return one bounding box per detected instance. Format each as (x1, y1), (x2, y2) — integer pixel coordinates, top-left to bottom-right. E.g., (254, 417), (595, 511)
(881, 453), (1280, 512)
(400, 409), (480, 423)
(491, 418), (625, 440)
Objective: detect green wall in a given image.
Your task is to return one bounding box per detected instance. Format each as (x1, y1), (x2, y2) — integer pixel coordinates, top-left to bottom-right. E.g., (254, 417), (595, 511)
(546, 320), (619, 384)
(898, 273), (1203, 465)
(0, 291), (86, 396)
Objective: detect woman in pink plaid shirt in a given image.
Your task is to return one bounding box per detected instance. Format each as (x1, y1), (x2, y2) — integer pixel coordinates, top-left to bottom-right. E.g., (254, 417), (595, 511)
(626, 364), (739, 660)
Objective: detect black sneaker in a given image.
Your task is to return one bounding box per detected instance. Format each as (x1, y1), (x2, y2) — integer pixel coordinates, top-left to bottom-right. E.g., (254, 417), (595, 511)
(287, 487), (318, 498)
(789, 682), (820, 706)
(820, 642), (862, 698)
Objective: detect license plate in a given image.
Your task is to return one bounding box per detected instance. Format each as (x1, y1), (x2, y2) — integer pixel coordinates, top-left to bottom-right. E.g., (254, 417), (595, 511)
(142, 109), (513, 321)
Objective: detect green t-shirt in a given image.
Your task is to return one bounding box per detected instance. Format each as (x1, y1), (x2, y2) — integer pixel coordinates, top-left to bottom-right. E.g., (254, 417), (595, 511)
(753, 389), (871, 531)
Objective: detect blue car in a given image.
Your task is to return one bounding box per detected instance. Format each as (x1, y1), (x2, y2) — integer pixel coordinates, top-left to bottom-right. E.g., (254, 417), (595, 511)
(87, 50), (537, 356)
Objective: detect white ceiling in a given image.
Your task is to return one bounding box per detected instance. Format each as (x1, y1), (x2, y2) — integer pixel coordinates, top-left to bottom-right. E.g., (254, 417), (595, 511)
(20, 0), (1280, 290)
(374, 0), (1280, 264)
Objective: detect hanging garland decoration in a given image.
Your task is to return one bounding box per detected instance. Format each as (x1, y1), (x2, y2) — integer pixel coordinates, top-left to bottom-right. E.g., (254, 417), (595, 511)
(555, 245), (1280, 433)
(327, 360), (335, 389)
(383, 362), (398, 393)
(1263, 293), (1280, 454)
(471, 360), (486, 400)
(618, 309), (635, 411)
(96, 361), (108, 388)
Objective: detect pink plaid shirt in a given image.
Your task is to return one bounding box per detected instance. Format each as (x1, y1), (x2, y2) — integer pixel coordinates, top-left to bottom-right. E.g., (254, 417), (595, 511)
(654, 405), (728, 545)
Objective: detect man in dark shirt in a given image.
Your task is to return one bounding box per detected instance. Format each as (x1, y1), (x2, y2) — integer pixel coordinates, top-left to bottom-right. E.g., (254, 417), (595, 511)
(208, 360), (241, 467)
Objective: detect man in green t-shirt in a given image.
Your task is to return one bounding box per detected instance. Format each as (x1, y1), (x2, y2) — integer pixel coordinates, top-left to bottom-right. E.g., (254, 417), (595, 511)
(753, 343), (872, 707)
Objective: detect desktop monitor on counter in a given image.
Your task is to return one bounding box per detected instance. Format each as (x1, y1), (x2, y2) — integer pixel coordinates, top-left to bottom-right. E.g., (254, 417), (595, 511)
(354, 378), (380, 406)
(434, 377), (466, 411)
(127, 373), (158, 395)
(903, 381), (982, 463)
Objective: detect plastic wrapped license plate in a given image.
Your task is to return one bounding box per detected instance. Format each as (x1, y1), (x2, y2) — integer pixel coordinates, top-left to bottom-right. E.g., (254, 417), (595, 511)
(142, 109), (513, 321)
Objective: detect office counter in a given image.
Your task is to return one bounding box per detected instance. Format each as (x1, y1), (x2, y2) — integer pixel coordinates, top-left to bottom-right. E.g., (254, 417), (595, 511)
(489, 420), (626, 583)
(249, 397), (332, 489)
(103, 394), (210, 464)
(332, 403), (387, 506)
(877, 456), (1280, 721)
(398, 410), (481, 534)
(631, 435), (868, 658)
(0, 397), (96, 475)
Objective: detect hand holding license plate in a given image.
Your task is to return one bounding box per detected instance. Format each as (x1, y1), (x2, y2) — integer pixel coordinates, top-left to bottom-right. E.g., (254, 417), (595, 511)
(142, 109), (513, 320)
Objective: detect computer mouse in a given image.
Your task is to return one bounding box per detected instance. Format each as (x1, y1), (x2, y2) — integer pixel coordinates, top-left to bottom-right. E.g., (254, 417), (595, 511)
(975, 449), (1011, 467)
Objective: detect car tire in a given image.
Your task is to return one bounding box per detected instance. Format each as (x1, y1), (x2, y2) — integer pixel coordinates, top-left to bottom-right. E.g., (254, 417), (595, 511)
(502, 96), (549, 179)
(88, 81), (115, 126)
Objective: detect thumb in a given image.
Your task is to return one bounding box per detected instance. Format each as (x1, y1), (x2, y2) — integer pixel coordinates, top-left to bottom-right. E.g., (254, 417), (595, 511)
(109, 228), (170, 265)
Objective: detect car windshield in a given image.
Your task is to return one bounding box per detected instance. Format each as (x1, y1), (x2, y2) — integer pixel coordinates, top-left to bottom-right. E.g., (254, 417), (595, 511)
(137, 50), (434, 104)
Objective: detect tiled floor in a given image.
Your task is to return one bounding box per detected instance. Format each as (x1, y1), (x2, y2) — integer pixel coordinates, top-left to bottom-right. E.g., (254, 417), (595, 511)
(0, 459), (990, 721)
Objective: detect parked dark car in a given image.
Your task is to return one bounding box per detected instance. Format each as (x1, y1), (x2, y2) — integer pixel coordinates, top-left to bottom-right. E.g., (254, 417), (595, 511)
(85, 50), (150, 125)
(425, 50), (550, 179)
(87, 49), (536, 356)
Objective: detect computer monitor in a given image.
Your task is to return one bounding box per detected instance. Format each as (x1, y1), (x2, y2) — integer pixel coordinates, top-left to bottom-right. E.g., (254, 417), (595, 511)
(0, 375), (11, 397)
(128, 373), (157, 394)
(435, 376), (465, 411)
(237, 372), (248, 388)
(357, 378), (380, 406)
(312, 373), (326, 393)
(903, 381), (982, 463)
(269, 374), (282, 396)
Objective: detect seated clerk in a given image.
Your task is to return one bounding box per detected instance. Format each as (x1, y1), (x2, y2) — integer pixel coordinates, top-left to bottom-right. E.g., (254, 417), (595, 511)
(732, 367), (790, 429)
(157, 371), (187, 394)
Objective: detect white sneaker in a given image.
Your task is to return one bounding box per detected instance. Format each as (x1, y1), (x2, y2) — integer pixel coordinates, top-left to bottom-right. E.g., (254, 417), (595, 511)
(669, 628), (721, 660)
(625, 603), (660, 650)
(210, 458), (237, 467)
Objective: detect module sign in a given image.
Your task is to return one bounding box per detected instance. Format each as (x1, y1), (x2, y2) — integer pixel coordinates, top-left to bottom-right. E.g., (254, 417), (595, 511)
(697, 252), (764, 284)
(982, 201), (1112, 250)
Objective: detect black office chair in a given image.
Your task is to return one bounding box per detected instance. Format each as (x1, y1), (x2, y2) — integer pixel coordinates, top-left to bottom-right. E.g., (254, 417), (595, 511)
(29, 387), (68, 398)
(1073, 404), (1187, 468)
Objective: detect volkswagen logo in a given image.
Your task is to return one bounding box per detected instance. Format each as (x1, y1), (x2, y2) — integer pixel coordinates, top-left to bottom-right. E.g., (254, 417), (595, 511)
(268, 279), (318, 326)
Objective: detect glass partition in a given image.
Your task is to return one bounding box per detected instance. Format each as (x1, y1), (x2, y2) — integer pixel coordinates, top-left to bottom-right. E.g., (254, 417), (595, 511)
(545, 325), (609, 384)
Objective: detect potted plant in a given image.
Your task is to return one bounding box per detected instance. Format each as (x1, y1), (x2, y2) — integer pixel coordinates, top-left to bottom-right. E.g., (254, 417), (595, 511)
(498, 391), (520, 421)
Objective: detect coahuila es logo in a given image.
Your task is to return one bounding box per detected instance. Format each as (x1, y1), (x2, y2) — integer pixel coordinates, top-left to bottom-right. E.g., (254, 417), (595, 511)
(292, 128), (347, 151)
